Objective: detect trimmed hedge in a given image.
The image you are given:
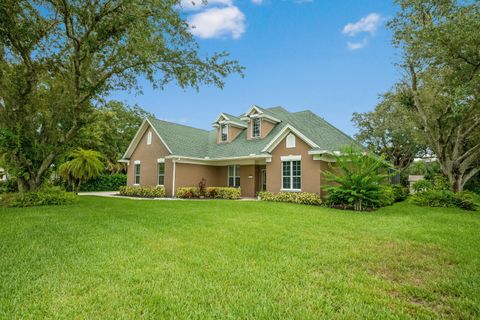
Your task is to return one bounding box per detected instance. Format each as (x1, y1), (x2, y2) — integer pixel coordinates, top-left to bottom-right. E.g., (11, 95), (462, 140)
(0, 186), (77, 208)
(258, 191), (322, 206)
(176, 187), (241, 199)
(206, 187), (241, 199)
(119, 186), (165, 198)
(80, 174), (127, 192)
(176, 187), (200, 199)
(409, 190), (477, 211)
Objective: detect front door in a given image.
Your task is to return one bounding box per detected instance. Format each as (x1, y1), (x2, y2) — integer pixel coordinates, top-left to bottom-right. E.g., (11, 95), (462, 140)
(261, 169), (267, 191)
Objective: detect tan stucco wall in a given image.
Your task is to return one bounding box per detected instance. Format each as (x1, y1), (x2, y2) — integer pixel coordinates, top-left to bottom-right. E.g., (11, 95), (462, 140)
(266, 133), (321, 194)
(216, 125), (244, 144)
(247, 118), (276, 140)
(175, 163), (227, 189)
(127, 126), (171, 188)
(260, 120), (275, 138)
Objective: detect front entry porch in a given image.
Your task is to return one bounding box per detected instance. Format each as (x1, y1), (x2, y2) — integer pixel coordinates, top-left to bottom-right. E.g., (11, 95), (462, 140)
(173, 159), (268, 198)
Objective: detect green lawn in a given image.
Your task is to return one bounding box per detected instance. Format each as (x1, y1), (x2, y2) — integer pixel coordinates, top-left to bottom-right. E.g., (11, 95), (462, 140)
(1, 197), (479, 319)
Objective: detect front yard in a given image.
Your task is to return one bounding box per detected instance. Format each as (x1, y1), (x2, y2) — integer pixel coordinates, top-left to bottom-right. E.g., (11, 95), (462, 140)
(1, 197), (479, 319)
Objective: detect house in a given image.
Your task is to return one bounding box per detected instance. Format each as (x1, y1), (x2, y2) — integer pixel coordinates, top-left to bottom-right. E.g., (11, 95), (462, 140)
(120, 106), (357, 198)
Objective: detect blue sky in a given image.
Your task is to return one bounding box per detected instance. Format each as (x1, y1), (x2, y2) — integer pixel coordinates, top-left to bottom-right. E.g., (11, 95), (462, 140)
(110, 0), (401, 136)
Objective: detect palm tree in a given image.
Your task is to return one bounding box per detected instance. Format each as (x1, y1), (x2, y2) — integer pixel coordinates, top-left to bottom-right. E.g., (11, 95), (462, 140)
(59, 149), (104, 193)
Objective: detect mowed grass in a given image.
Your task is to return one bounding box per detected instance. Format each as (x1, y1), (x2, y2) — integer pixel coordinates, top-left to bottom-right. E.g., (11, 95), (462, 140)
(1, 197), (479, 319)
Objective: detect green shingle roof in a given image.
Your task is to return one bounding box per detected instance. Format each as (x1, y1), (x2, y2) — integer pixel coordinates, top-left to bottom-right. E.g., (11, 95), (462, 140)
(221, 113), (246, 126)
(147, 107), (357, 159)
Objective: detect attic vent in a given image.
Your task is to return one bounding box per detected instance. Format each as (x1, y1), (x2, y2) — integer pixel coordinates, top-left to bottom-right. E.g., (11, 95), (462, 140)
(147, 131), (152, 145)
(286, 133), (296, 148)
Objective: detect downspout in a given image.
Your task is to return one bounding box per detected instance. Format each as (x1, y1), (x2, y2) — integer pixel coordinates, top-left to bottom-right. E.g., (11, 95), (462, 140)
(172, 158), (177, 197)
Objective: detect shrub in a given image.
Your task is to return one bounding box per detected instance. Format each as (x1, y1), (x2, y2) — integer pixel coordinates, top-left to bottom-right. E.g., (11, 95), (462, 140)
(258, 191), (322, 206)
(412, 179), (433, 193)
(409, 190), (477, 211)
(391, 184), (409, 202)
(0, 179), (18, 194)
(0, 186), (77, 208)
(206, 187), (241, 199)
(79, 174), (127, 191)
(454, 191), (478, 211)
(323, 145), (392, 211)
(378, 185), (396, 207)
(198, 178), (207, 197)
(176, 187), (200, 199)
(119, 186), (165, 198)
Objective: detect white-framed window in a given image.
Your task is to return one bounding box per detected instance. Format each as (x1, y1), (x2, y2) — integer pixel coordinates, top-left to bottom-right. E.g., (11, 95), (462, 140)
(252, 118), (261, 138)
(228, 165), (240, 187)
(147, 131), (152, 145)
(134, 163), (141, 185)
(282, 160), (301, 191)
(221, 124), (228, 142)
(157, 162), (165, 186)
(286, 133), (296, 148)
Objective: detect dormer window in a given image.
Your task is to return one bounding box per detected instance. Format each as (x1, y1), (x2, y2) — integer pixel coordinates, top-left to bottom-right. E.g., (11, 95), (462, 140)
(252, 118), (261, 138)
(221, 124), (228, 142)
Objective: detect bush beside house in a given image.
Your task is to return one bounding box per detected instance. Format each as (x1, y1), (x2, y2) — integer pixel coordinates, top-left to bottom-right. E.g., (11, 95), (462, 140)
(258, 191), (322, 206)
(176, 187), (241, 200)
(119, 186), (166, 198)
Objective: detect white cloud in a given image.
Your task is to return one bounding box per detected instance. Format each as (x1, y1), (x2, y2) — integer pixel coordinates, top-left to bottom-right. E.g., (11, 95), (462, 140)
(180, 0), (233, 11)
(342, 13), (381, 37)
(188, 6), (246, 39)
(347, 38), (368, 50)
(251, 0), (263, 4)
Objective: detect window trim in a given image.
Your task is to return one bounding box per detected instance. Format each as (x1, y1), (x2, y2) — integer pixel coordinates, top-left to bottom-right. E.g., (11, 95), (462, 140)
(157, 161), (165, 187)
(281, 159), (301, 191)
(228, 165), (240, 188)
(134, 163), (141, 185)
(220, 124), (228, 142)
(252, 117), (261, 138)
(286, 133), (296, 148)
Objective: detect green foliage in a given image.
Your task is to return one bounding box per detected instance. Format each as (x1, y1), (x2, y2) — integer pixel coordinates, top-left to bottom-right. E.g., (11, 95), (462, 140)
(352, 89), (426, 173)
(176, 187), (201, 199)
(409, 190), (477, 211)
(412, 179), (434, 193)
(323, 145), (391, 211)
(406, 161), (441, 180)
(79, 174), (127, 192)
(77, 101), (154, 172)
(0, 186), (77, 208)
(206, 187), (241, 200)
(391, 184), (410, 202)
(0, 0), (243, 191)
(389, 0), (480, 192)
(119, 186), (165, 198)
(0, 179), (17, 194)
(58, 149), (104, 192)
(176, 187), (241, 199)
(258, 191), (322, 206)
(378, 185), (396, 207)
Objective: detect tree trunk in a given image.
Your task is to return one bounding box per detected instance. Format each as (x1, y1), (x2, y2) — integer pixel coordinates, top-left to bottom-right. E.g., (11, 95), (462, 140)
(450, 177), (463, 193)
